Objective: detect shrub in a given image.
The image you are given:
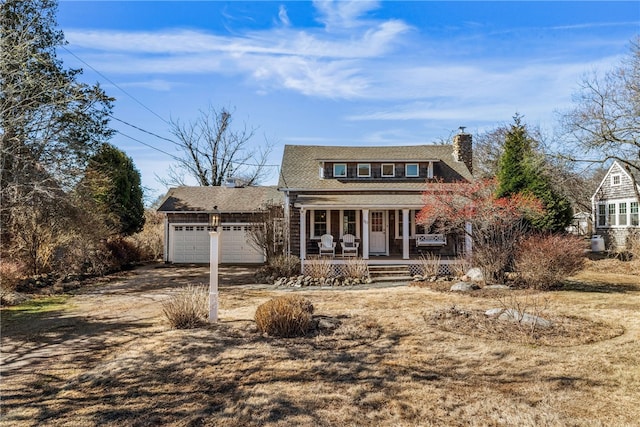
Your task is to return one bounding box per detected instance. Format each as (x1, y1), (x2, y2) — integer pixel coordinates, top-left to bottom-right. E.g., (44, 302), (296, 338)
(0, 260), (26, 305)
(162, 285), (208, 329)
(127, 210), (164, 261)
(305, 256), (334, 278)
(106, 237), (143, 268)
(343, 257), (369, 280)
(418, 252), (441, 278)
(449, 256), (472, 278)
(515, 234), (585, 290)
(269, 255), (301, 278)
(254, 295), (314, 337)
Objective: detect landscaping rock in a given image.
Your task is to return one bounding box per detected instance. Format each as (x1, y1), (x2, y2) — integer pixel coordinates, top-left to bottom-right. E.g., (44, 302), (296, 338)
(464, 268), (484, 282)
(450, 282), (480, 292)
(486, 308), (553, 328)
(484, 284), (511, 290)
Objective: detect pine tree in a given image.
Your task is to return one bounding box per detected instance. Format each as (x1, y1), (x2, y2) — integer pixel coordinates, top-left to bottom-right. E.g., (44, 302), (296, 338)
(497, 115), (573, 232)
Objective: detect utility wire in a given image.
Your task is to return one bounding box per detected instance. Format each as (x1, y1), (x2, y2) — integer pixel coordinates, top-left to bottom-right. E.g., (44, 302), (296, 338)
(61, 45), (171, 126)
(63, 46), (281, 170)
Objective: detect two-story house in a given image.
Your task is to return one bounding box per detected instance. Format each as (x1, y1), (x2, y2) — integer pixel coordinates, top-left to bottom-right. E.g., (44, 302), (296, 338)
(278, 132), (474, 271)
(592, 160), (640, 250)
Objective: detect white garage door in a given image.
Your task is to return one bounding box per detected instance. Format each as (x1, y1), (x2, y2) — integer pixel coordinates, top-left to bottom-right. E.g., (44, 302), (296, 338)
(170, 223), (264, 264)
(171, 225), (212, 263)
(220, 224), (265, 264)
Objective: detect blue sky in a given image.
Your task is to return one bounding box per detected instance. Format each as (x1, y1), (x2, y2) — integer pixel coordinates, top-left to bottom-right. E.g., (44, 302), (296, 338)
(56, 1), (639, 201)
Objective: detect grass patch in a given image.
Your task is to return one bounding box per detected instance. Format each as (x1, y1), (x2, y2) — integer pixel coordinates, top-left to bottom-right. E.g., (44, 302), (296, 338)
(1, 295), (71, 322)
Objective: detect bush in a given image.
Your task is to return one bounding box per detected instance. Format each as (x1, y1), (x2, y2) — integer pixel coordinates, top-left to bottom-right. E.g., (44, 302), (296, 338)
(0, 260), (26, 305)
(255, 255), (301, 284)
(418, 252), (441, 277)
(106, 237), (143, 268)
(515, 234), (585, 290)
(305, 256), (334, 278)
(343, 257), (369, 280)
(127, 210), (164, 261)
(254, 295), (314, 337)
(162, 285), (208, 329)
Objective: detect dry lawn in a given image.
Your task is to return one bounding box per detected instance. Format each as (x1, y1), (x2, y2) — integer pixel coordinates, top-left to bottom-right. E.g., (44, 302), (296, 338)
(1, 260), (639, 427)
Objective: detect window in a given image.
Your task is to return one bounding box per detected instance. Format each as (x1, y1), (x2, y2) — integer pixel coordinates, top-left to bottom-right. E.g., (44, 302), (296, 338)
(612, 174), (621, 186)
(608, 204), (616, 226)
(357, 163), (371, 177)
(406, 163), (419, 177)
(395, 210), (416, 238)
(312, 210), (327, 237)
(619, 203), (628, 226)
(342, 210), (357, 236)
(598, 204), (606, 227)
(382, 163), (395, 177)
(333, 163), (347, 178)
(631, 202), (639, 226)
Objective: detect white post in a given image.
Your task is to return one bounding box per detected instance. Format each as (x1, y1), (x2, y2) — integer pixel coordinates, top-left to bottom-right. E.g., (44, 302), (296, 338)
(209, 230), (219, 323)
(402, 209), (410, 260)
(362, 209), (369, 260)
(299, 208), (306, 260)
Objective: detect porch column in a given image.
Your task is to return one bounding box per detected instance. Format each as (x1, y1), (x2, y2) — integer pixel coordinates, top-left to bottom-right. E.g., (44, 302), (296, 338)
(300, 208), (306, 261)
(402, 209), (410, 260)
(362, 209), (369, 260)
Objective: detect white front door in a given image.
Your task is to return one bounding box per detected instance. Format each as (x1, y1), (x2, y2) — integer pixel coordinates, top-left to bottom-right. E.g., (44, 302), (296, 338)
(369, 211), (387, 254)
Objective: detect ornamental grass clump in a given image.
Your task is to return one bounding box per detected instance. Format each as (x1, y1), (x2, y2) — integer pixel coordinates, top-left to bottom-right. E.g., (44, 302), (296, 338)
(254, 295), (314, 337)
(162, 285), (208, 329)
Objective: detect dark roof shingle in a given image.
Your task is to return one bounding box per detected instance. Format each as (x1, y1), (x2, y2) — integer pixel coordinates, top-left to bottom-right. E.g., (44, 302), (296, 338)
(157, 186), (282, 212)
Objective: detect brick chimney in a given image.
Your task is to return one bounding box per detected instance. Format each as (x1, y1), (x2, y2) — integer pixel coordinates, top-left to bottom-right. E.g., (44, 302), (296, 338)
(453, 127), (473, 174)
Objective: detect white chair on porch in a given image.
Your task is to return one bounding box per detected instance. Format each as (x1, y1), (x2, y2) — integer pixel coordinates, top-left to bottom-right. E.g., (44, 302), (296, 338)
(340, 234), (359, 257)
(317, 234), (336, 257)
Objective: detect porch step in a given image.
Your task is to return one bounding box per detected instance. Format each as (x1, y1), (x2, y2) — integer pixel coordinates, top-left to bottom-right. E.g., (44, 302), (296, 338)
(368, 264), (413, 282)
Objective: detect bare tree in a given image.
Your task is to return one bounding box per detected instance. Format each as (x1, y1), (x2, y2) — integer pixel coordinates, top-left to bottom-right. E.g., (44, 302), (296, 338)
(160, 106), (272, 187)
(560, 38), (640, 196)
(246, 201), (285, 262)
(1, 0), (114, 273)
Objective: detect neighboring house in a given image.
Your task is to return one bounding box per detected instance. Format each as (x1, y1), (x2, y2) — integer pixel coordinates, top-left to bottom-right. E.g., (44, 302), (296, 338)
(157, 186), (282, 263)
(591, 160), (640, 250)
(567, 212), (592, 236)
(277, 132), (474, 265)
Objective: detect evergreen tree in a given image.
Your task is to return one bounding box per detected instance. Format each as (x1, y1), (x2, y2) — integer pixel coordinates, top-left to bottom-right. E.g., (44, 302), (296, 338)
(497, 115), (573, 232)
(83, 144), (145, 236)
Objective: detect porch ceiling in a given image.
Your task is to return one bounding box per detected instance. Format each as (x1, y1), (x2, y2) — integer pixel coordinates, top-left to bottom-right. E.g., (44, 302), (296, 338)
(294, 193), (424, 209)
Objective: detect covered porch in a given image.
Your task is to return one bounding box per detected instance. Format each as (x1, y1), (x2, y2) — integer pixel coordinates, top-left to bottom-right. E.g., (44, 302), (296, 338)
(292, 193), (471, 262)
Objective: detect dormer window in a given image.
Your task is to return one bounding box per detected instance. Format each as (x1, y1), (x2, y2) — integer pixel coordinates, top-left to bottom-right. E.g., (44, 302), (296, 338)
(333, 163), (347, 178)
(611, 174), (621, 186)
(406, 163), (419, 177)
(357, 163), (371, 177)
(382, 163), (395, 177)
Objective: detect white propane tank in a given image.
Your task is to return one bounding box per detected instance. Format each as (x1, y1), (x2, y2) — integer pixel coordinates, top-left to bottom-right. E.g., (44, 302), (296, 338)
(591, 235), (605, 253)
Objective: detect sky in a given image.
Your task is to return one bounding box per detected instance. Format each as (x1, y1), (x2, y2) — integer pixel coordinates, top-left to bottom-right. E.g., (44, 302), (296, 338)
(56, 1), (640, 202)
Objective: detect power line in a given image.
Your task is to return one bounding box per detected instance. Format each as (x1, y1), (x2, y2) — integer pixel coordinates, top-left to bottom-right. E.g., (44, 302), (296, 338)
(61, 45), (171, 126)
(115, 130), (182, 161)
(109, 115), (178, 145)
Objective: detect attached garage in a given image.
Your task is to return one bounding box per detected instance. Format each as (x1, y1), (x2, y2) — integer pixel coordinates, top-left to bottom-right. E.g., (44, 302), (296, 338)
(157, 186), (282, 264)
(220, 224), (265, 263)
(169, 223), (264, 264)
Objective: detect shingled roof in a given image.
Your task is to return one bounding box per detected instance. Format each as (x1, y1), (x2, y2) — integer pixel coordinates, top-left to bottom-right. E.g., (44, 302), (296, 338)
(277, 144), (472, 190)
(157, 186), (282, 213)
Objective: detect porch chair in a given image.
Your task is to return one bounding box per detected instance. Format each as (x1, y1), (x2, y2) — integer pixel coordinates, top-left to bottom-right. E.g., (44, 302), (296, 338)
(317, 234), (336, 257)
(340, 234), (359, 257)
